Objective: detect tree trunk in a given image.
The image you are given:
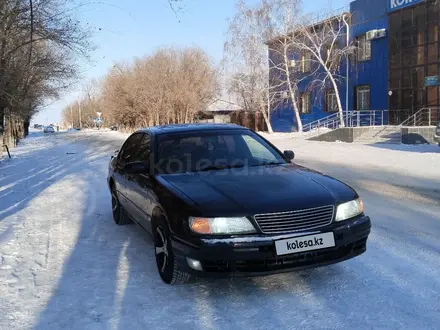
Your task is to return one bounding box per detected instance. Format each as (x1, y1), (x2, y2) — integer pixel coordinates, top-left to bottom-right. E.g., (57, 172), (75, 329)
(326, 69), (345, 128)
(283, 51), (303, 132)
(289, 92), (302, 133)
(18, 118), (25, 140)
(261, 101), (273, 133)
(3, 109), (15, 148)
(0, 107), (4, 128)
(24, 118), (30, 137)
(0, 107), (4, 147)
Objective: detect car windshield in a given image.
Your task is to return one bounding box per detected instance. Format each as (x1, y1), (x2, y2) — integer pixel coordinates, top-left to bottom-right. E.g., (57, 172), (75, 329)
(156, 130), (287, 174)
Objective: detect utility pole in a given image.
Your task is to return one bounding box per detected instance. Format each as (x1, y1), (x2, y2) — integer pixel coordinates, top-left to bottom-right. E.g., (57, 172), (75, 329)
(78, 99), (82, 129)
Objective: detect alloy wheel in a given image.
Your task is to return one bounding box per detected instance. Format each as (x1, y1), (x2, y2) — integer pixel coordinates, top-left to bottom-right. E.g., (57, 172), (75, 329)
(155, 226), (169, 273)
(111, 190), (119, 215)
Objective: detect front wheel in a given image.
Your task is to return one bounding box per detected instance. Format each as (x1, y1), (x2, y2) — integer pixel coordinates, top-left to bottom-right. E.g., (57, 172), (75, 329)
(111, 186), (131, 225)
(153, 217), (191, 284)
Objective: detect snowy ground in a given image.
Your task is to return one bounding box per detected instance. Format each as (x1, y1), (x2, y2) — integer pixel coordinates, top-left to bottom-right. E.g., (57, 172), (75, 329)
(1, 130), (439, 330)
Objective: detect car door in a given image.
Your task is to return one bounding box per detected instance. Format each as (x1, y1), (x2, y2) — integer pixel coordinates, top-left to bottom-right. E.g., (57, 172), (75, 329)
(113, 133), (143, 211)
(125, 133), (155, 234)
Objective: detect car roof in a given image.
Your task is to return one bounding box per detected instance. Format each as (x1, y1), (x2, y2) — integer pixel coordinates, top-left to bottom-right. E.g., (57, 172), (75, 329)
(135, 123), (247, 135)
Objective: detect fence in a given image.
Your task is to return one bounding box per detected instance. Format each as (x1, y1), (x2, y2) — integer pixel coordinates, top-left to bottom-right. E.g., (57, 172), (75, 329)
(230, 111), (268, 132)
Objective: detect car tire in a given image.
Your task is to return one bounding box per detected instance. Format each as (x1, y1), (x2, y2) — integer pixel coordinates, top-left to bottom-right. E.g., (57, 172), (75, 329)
(153, 217), (191, 285)
(111, 186), (131, 225)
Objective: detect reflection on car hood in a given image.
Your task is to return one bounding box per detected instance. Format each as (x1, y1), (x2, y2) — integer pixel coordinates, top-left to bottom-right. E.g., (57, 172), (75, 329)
(161, 164), (358, 217)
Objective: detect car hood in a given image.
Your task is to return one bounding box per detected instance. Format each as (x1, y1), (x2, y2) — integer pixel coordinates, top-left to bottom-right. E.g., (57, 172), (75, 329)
(160, 164), (358, 217)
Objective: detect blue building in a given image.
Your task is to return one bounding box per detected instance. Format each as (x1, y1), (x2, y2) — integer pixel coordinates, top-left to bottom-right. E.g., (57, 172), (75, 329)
(270, 0), (438, 132)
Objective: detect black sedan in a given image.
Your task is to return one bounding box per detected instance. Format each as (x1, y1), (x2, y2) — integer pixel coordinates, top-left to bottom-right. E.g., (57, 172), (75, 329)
(107, 124), (371, 284)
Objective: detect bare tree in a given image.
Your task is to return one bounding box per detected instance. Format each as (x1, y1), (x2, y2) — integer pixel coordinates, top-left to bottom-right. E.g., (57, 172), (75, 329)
(63, 46), (219, 131)
(259, 0), (316, 133)
(226, 0), (307, 132)
(168, 0), (184, 12)
(0, 0), (91, 147)
(230, 1), (354, 132)
(224, 0), (279, 133)
(290, 12), (355, 127)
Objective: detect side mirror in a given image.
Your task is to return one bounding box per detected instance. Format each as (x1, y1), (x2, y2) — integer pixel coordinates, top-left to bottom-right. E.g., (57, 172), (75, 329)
(284, 150), (295, 161)
(124, 161), (149, 174)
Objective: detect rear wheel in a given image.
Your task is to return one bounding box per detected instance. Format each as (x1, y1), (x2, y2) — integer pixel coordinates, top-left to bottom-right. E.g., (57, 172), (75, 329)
(111, 186), (131, 225)
(153, 217), (191, 284)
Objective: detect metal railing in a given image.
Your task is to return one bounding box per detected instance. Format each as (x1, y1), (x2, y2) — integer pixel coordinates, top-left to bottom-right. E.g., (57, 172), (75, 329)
(398, 108), (440, 127)
(346, 110), (389, 127)
(300, 108), (439, 138)
(302, 110), (389, 138)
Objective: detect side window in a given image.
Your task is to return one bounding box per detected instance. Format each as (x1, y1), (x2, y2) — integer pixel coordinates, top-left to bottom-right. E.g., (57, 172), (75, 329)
(133, 134), (151, 163)
(325, 90), (338, 112)
(242, 135), (278, 162)
(357, 35), (371, 62)
(300, 51), (311, 73)
(356, 85), (371, 110)
(118, 133), (143, 164)
(300, 92), (311, 114)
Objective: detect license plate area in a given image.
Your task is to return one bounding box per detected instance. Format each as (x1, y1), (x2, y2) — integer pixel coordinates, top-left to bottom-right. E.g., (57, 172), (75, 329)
(275, 232), (335, 256)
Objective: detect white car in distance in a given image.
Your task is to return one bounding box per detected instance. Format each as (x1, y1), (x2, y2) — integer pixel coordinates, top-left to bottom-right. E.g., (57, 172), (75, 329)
(44, 126), (55, 133)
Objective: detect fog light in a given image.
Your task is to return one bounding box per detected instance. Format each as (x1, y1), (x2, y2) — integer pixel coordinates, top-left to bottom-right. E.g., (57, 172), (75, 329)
(186, 257), (203, 271)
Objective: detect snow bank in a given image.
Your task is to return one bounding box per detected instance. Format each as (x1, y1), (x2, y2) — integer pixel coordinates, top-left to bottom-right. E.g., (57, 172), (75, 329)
(2, 131), (58, 159)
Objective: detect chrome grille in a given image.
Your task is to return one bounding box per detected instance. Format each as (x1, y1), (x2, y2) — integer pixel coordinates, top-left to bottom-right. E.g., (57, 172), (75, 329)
(254, 205), (335, 234)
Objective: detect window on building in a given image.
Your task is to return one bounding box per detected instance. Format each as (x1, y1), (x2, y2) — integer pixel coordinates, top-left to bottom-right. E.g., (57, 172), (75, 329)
(323, 44), (334, 66)
(300, 52), (311, 73)
(299, 92), (311, 114)
(388, 1), (440, 123)
(325, 90), (338, 112)
(355, 85), (371, 110)
(357, 35), (371, 61)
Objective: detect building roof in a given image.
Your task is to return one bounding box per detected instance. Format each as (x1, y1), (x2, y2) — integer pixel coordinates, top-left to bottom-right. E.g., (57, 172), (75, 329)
(265, 10), (350, 46)
(136, 123), (245, 134)
(207, 97), (242, 112)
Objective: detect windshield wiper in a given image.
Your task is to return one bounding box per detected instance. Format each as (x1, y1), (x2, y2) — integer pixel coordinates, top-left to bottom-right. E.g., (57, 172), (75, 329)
(250, 161), (286, 167)
(198, 164), (245, 172)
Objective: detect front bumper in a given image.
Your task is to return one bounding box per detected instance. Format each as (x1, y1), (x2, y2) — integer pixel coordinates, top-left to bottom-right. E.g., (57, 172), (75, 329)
(172, 215), (371, 278)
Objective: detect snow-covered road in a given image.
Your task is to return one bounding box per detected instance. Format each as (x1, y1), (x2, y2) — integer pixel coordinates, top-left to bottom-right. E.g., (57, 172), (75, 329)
(1, 130), (439, 330)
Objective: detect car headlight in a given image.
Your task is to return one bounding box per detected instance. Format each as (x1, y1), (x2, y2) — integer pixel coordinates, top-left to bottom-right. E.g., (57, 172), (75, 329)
(335, 199), (364, 222)
(189, 217), (257, 235)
